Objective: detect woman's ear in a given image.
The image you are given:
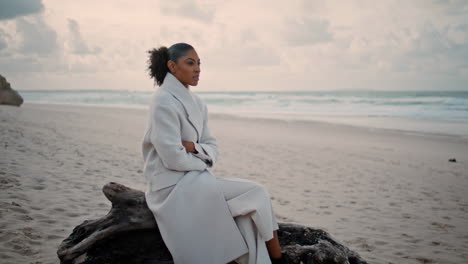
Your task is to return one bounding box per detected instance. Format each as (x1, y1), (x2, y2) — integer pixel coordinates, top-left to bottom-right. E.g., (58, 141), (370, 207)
(167, 60), (176, 74)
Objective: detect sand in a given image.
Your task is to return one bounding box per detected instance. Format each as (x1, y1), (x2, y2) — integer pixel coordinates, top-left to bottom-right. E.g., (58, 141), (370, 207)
(1, 103), (467, 264)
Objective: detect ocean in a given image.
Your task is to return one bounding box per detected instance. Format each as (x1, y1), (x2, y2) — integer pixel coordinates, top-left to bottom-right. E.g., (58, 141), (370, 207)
(19, 90), (468, 137)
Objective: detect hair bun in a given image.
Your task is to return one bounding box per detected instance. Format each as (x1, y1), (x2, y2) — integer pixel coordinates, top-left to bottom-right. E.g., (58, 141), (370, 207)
(147, 46), (170, 86)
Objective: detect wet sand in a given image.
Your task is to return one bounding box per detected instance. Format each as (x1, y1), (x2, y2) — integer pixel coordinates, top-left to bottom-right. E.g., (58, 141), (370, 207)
(1, 103), (467, 264)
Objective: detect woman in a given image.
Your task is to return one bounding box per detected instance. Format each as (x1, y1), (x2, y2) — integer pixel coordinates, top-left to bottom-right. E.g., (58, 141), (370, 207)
(143, 43), (284, 264)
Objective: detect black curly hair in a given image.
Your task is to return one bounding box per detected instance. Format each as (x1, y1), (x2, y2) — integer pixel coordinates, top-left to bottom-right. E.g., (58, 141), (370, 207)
(147, 43), (194, 86)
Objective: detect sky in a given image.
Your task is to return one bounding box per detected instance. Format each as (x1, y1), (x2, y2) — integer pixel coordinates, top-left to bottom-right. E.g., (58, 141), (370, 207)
(0, 0), (467, 91)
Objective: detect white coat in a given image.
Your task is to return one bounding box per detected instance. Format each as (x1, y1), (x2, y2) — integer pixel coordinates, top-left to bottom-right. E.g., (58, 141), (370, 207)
(142, 72), (249, 264)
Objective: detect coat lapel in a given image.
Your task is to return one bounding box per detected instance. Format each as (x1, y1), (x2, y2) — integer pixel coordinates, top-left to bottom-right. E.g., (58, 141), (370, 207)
(161, 72), (203, 141)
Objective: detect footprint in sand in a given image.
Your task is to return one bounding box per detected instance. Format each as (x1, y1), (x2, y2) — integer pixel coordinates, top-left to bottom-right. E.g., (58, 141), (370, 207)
(0, 230), (17, 242)
(431, 221), (455, 231)
(20, 227), (41, 240)
(51, 207), (66, 213)
(8, 205), (29, 214)
(374, 240), (388, 246)
(402, 213), (412, 219)
(348, 237), (376, 252)
(31, 185), (45, 191)
(4, 237), (38, 256)
(277, 198), (290, 206)
(47, 234), (63, 240)
(39, 218), (57, 225)
(276, 214), (293, 222)
(66, 212), (81, 218)
(0, 177), (20, 188)
(403, 255), (435, 264)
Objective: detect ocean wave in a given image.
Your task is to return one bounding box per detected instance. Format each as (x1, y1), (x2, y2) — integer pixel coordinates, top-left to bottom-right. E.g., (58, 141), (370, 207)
(20, 90), (468, 122)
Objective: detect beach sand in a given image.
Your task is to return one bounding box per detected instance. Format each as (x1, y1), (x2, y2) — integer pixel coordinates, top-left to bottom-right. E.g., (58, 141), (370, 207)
(1, 103), (467, 264)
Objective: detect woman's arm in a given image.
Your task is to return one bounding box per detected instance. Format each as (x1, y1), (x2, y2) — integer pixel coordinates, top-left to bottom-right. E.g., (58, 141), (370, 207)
(182, 141), (197, 153)
(150, 103), (208, 172)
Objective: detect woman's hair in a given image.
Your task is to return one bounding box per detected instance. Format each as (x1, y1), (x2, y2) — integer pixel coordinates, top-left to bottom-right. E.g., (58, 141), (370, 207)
(147, 43), (194, 86)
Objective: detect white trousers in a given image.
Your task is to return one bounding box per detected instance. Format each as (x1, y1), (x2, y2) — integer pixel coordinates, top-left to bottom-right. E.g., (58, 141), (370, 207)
(155, 177), (279, 264)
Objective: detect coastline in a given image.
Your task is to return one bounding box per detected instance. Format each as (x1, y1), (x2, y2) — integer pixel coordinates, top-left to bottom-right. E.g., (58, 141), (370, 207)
(27, 100), (468, 139)
(1, 103), (467, 264)
(19, 89), (468, 139)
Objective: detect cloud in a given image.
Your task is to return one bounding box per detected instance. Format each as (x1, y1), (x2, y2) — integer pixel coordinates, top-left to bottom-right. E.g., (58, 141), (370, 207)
(207, 44), (280, 69)
(198, 24), (281, 70)
(0, 0), (44, 20)
(284, 18), (334, 46)
(448, 23), (468, 45)
(160, 0), (215, 23)
(300, 0), (327, 14)
(2, 0), (467, 91)
(0, 14), (61, 76)
(430, 0), (468, 15)
(0, 28), (8, 50)
(67, 19), (101, 55)
(376, 22), (468, 74)
(0, 39), (6, 50)
(0, 56), (43, 74)
(16, 16), (58, 55)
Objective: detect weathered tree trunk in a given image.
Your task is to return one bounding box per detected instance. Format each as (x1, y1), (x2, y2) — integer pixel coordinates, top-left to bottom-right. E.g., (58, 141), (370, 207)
(57, 182), (368, 264)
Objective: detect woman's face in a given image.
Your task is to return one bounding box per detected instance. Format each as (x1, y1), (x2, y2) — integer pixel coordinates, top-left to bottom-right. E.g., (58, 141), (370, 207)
(168, 49), (201, 87)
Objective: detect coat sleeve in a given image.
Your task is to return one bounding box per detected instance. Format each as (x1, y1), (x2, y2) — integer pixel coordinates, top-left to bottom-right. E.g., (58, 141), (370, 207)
(150, 103), (208, 172)
(192, 103), (218, 168)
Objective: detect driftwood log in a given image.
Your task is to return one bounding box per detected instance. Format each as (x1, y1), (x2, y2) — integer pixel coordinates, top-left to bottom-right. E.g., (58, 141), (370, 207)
(57, 182), (368, 264)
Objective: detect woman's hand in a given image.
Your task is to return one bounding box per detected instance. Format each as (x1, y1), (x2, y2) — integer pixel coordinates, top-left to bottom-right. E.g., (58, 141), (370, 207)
(182, 141), (198, 153)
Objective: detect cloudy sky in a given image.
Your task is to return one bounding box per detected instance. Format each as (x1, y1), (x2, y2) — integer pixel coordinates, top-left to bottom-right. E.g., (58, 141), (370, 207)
(0, 0), (467, 91)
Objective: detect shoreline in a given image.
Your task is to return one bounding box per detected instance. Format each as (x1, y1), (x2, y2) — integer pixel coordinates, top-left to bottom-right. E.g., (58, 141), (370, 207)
(24, 102), (468, 139)
(1, 103), (468, 264)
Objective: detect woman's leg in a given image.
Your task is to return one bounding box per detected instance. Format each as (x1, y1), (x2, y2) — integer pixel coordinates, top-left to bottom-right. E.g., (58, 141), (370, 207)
(266, 231), (282, 259)
(217, 177), (282, 264)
